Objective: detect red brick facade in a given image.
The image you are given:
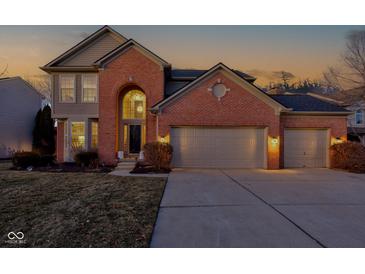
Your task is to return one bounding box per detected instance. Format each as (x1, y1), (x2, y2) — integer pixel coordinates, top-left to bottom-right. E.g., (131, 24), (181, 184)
(48, 26), (349, 169)
(157, 71), (281, 169)
(95, 47), (347, 169)
(98, 47), (164, 165)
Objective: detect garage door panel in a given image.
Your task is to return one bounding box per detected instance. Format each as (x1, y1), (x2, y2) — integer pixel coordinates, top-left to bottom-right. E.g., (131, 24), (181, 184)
(171, 127), (265, 168)
(284, 129), (328, 168)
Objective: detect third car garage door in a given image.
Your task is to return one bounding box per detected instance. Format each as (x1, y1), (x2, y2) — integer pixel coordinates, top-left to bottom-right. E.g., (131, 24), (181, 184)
(284, 129), (329, 168)
(170, 127), (266, 168)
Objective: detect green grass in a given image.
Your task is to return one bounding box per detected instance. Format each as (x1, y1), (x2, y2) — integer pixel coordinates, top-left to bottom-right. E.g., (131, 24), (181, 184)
(0, 163), (166, 247)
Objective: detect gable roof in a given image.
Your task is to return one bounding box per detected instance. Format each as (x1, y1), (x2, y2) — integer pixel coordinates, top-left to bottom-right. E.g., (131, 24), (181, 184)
(93, 39), (170, 68)
(152, 62), (289, 113)
(40, 26), (127, 71)
(270, 94), (350, 113)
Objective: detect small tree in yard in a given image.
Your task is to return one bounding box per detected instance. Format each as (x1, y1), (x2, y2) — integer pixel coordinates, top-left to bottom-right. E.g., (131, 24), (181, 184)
(33, 105), (55, 155)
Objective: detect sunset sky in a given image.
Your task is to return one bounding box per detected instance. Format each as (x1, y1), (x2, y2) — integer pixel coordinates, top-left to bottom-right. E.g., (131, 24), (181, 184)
(0, 25), (364, 85)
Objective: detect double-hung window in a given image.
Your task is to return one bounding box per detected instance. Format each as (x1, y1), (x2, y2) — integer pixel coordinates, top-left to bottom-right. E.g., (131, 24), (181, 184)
(60, 75), (75, 102)
(82, 74), (98, 103)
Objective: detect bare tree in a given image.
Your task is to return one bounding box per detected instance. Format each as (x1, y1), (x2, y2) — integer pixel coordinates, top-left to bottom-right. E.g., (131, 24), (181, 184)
(266, 71), (295, 94)
(23, 75), (51, 100)
(272, 70), (295, 86)
(324, 30), (365, 93)
(0, 63), (8, 77)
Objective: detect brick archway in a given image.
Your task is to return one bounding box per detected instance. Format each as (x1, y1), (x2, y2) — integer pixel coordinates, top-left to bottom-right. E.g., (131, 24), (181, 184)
(117, 85), (146, 157)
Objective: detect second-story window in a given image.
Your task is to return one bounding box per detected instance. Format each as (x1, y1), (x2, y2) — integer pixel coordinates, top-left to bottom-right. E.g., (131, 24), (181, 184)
(60, 75), (75, 103)
(82, 74), (98, 103)
(356, 110), (363, 124)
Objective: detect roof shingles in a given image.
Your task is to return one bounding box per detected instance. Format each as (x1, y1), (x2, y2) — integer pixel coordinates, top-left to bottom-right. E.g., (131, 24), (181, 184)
(270, 94), (349, 112)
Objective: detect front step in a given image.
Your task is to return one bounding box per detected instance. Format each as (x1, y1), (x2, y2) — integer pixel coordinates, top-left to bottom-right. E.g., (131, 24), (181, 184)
(116, 159), (136, 170)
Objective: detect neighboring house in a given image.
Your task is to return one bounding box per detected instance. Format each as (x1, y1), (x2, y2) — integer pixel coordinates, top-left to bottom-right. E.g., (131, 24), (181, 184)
(41, 25), (350, 169)
(0, 77), (43, 158)
(315, 88), (365, 145)
(346, 100), (365, 145)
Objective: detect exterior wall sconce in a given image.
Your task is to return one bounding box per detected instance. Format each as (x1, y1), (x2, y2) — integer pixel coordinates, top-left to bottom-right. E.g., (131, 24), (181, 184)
(271, 137), (279, 145)
(334, 137), (343, 144)
(159, 136), (168, 143)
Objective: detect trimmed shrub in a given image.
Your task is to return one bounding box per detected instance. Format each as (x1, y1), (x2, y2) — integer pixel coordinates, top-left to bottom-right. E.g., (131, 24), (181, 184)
(330, 142), (365, 172)
(143, 142), (173, 171)
(12, 151), (41, 168)
(74, 151), (99, 168)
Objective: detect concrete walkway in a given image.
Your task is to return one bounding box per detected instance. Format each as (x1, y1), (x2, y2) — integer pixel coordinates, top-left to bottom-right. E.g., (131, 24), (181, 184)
(109, 169), (169, 178)
(151, 168), (365, 247)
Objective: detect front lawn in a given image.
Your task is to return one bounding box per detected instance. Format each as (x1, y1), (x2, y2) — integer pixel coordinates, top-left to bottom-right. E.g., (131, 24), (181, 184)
(0, 163), (166, 247)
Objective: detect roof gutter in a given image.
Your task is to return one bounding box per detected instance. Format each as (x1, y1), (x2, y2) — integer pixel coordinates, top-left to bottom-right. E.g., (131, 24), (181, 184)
(282, 111), (352, 116)
(40, 66), (99, 73)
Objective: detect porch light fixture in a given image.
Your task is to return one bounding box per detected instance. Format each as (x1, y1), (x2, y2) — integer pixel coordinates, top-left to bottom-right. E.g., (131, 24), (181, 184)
(271, 137), (279, 145)
(334, 137), (343, 144)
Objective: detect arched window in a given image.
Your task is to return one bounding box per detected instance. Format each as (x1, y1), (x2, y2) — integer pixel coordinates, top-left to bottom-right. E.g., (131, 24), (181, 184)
(122, 90), (146, 119)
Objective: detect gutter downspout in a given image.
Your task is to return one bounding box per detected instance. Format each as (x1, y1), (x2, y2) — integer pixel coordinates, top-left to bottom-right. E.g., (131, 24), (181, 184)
(156, 112), (159, 141)
(150, 108), (160, 141)
(149, 107), (160, 142)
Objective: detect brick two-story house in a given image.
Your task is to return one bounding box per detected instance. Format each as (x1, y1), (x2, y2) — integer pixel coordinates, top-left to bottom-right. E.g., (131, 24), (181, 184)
(41, 25), (350, 169)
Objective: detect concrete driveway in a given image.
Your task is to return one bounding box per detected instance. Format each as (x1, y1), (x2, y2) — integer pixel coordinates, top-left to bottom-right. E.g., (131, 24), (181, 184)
(150, 168), (365, 247)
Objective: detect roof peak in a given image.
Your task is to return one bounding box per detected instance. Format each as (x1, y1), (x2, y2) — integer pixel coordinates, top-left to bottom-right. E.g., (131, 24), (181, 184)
(41, 25), (127, 70)
(94, 38), (170, 67)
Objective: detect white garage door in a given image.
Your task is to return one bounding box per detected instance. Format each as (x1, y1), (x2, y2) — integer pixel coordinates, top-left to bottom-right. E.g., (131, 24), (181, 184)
(170, 127), (266, 168)
(284, 129), (329, 168)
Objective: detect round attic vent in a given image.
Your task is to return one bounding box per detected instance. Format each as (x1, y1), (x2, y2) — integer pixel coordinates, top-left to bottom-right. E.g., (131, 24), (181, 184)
(212, 83), (228, 99)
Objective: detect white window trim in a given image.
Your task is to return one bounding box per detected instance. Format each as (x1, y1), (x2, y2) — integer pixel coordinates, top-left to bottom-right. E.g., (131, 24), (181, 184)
(59, 74), (76, 103)
(81, 74), (98, 103)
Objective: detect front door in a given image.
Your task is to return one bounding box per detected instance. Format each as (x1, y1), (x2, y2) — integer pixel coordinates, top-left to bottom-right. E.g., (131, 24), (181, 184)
(129, 125), (141, 153)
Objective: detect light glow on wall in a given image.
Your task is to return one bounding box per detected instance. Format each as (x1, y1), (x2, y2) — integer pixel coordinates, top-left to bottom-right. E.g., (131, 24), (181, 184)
(269, 136), (279, 147)
(331, 136), (346, 145)
(268, 136), (280, 161)
(159, 134), (170, 143)
(271, 137), (279, 145)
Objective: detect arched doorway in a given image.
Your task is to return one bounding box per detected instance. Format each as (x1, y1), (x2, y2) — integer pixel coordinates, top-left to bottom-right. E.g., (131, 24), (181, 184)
(118, 86), (146, 156)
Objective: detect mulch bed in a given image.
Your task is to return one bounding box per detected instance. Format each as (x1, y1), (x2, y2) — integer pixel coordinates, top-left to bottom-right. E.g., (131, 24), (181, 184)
(130, 161), (170, 174)
(10, 163), (114, 173)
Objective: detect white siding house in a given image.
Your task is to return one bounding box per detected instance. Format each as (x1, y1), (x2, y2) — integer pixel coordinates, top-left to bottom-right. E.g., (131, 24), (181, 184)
(0, 77), (43, 158)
